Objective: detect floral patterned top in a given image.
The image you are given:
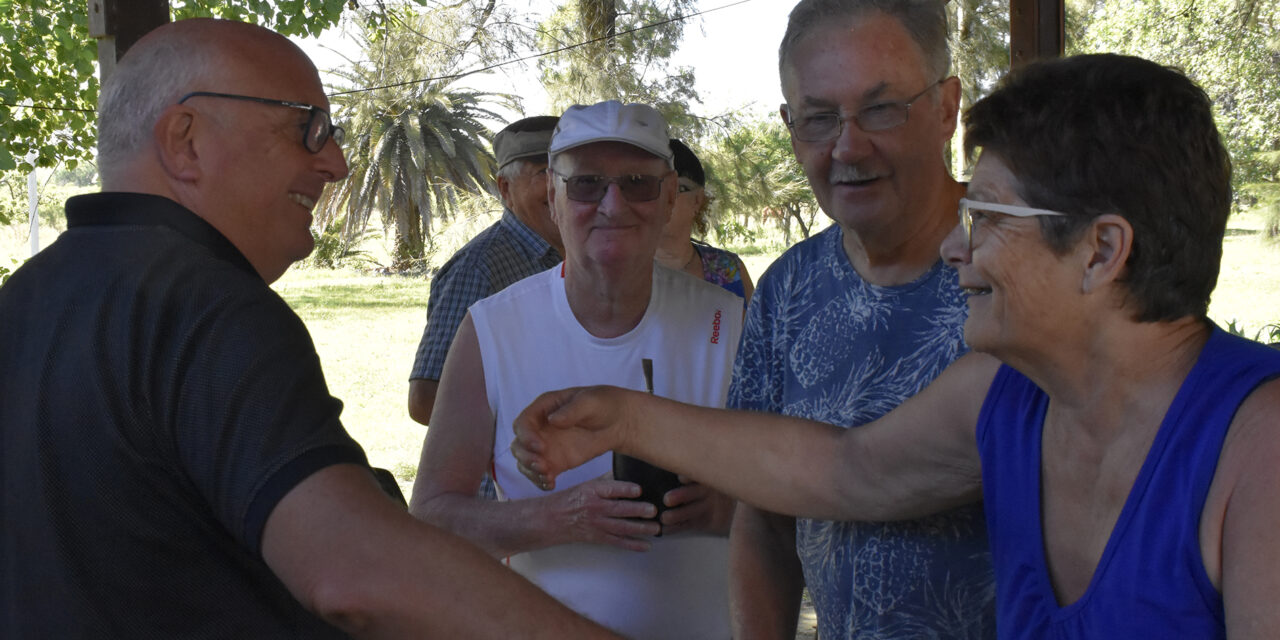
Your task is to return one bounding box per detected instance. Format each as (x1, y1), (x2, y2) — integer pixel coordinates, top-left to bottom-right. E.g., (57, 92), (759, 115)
(694, 241), (747, 298)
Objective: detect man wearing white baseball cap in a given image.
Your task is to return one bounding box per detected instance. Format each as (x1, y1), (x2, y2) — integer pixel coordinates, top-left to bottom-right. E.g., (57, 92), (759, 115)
(410, 100), (743, 639)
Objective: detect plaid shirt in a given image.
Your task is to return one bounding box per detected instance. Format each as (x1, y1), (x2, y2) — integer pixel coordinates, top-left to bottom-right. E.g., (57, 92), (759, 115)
(411, 209), (561, 381)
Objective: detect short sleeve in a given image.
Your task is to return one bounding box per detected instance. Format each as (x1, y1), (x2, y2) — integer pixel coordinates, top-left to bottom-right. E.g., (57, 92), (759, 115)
(728, 260), (786, 413)
(165, 286), (368, 553)
(410, 256), (492, 381)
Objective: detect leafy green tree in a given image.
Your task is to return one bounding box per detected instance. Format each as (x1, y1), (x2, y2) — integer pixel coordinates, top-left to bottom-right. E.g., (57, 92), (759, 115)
(1070, 0), (1280, 204)
(315, 5), (516, 269)
(536, 0), (703, 137)
(947, 0), (1009, 176)
(0, 0), (407, 176)
(0, 167), (89, 230)
(1245, 150), (1280, 238)
(701, 117), (818, 245)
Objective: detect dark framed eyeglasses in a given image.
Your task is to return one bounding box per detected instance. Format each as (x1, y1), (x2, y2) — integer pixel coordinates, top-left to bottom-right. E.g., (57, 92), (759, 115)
(958, 197), (1066, 254)
(177, 91), (344, 153)
(782, 78), (947, 142)
(553, 171), (666, 203)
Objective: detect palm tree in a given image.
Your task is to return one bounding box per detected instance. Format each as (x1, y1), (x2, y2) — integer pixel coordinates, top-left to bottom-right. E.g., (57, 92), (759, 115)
(314, 5), (515, 269)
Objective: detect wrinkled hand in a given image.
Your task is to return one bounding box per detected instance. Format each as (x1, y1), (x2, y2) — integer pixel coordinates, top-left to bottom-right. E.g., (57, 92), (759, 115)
(658, 477), (736, 537)
(549, 475), (661, 551)
(513, 386), (635, 490)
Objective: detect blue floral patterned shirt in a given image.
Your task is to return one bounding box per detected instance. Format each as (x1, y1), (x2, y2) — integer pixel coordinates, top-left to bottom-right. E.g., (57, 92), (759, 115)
(728, 225), (995, 639)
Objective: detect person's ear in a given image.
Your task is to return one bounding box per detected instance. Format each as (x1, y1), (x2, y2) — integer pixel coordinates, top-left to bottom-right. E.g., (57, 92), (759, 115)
(779, 104), (802, 157)
(497, 172), (513, 205)
(937, 76), (962, 136)
(545, 166), (562, 223)
(153, 104), (202, 182)
(1081, 214), (1133, 294)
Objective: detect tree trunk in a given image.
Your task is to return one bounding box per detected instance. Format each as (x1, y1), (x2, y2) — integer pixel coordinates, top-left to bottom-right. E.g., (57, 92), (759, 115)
(393, 205), (426, 270)
(578, 0), (618, 51)
(950, 0), (975, 179)
(788, 204), (811, 240)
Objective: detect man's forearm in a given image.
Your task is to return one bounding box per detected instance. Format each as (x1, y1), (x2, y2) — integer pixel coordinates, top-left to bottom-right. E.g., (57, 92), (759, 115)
(730, 506), (804, 640)
(412, 491), (568, 558)
(265, 465), (622, 639)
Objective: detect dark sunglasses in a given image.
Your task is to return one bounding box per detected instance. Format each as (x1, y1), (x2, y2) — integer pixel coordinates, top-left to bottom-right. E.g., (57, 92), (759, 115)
(553, 171), (666, 203)
(178, 91), (344, 153)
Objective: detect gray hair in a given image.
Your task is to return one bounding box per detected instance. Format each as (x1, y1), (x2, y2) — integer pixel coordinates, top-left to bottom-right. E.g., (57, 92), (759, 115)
(779, 0), (951, 82)
(97, 36), (216, 177)
(497, 157), (535, 183)
(496, 157), (532, 208)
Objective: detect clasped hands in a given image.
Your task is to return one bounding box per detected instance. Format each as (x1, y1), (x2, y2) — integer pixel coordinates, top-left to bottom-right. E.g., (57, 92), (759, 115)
(514, 385), (734, 542)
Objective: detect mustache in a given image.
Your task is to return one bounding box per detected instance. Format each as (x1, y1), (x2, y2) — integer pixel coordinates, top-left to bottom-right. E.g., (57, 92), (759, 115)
(828, 164), (884, 183)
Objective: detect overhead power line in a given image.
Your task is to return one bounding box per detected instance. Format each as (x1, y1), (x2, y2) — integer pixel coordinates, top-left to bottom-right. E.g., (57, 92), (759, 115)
(0, 101), (95, 113)
(328, 0), (754, 97)
(6, 0), (755, 113)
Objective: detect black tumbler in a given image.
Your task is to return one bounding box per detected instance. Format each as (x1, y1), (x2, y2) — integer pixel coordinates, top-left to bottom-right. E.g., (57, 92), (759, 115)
(613, 453), (682, 519)
(617, 357), (681, 532)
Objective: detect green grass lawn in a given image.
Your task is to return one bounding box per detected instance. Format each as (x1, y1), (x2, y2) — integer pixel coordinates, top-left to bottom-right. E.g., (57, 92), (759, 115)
(1208, 209), (1280, 340)
(272, 269), (432, 483)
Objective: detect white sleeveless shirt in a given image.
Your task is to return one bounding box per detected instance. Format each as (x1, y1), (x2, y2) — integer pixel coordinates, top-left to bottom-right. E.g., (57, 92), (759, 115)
(471, 263), (742, 640)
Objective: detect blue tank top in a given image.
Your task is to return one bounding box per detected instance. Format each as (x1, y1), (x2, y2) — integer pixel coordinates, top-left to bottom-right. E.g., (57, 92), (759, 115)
(976, 327), (1280, 639)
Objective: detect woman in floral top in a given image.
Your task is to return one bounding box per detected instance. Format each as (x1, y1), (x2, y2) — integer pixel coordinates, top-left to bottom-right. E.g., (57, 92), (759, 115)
(656, 139), (755, 301)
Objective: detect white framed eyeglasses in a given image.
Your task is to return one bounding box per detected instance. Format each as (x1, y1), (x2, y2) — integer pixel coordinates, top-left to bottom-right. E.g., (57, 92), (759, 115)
(958, 197), (1067, 253)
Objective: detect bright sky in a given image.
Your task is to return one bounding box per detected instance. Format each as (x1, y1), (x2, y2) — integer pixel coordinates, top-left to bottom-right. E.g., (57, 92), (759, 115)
(293, 0), (793, 124)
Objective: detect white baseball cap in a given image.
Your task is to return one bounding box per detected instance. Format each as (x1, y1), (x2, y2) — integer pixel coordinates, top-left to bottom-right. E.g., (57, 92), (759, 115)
(549, 100), (675, 168)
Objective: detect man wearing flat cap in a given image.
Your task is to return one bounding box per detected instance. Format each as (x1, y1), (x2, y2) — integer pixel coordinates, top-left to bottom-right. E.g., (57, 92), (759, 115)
(409, 116), (565, 439)
(409, 100), (742, 639)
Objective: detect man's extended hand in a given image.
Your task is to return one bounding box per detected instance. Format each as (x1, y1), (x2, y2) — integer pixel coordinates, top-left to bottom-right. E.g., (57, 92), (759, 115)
(512, 385), (638, 489)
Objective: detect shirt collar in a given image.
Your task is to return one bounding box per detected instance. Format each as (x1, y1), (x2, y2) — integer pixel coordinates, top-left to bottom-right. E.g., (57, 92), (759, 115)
(498, 208), (558, 261)
(66, 192), (259, 279)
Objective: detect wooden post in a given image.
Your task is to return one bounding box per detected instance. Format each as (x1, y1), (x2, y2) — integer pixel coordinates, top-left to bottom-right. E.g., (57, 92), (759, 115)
(88, 0), (170, 83)
(1009, 0), (1064, 68)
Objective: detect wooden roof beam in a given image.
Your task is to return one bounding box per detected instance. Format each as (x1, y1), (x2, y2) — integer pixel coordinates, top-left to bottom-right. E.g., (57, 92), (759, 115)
(88, 0), (170, 82)
(1009, 0), (1064, 68)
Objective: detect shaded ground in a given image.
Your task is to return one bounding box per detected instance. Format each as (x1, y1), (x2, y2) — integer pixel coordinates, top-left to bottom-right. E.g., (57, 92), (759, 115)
(796, 589), (818, 639)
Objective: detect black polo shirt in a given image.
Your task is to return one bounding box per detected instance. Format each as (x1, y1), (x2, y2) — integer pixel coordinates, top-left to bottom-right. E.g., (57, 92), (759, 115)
(0, 192), (366, 637)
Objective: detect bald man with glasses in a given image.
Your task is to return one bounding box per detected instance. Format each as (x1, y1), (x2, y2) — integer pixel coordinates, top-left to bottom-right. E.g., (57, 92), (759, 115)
(0, 18), (626, 638)
(409, 100), (742, 640)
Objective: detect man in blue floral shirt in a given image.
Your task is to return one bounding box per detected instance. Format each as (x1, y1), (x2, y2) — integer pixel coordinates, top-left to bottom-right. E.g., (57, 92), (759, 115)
(729, 1), (995, 638)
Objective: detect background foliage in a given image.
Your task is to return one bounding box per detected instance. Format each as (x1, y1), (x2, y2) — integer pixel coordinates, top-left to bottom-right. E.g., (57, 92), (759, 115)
(0, 0), (378, 174)
(318, 6), (514, 269)
(537, 0), (703, 137)
(1069, 0), (1280, 215)
(4, 0), (1279, 256)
